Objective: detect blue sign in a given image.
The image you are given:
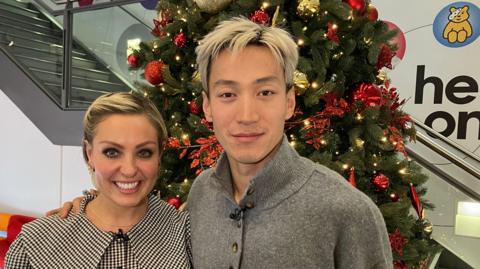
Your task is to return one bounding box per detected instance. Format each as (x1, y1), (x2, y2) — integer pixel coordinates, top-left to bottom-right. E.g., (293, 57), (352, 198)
(141, 0), (158, 10)
(433, 2), (479, 47)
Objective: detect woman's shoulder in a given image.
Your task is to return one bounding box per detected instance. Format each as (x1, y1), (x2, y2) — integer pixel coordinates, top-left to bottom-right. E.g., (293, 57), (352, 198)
(146, 195), (189, 226)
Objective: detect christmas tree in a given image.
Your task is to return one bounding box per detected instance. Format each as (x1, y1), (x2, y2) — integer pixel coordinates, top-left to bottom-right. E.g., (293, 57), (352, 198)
(127, 0), (440, 267)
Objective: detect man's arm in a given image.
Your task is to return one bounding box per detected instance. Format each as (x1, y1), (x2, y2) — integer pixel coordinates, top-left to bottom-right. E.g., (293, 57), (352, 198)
(45, 189), (97, 218)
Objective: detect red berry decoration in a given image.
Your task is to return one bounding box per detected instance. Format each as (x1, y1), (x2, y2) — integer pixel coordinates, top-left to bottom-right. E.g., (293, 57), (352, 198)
(344, 0), (366, 13)
(144, 60), (165, 85)
(366, 4), (378, 22)
(389, 228), (408, 256)
(167, 196), (182, 209)
(174, 32), (187, 48)
(372, 173), (390, 191)
(127, 54), (139, 68)
(188, 100), (202, 115)
(250, 10), (270, 25)
(352, 83), (382, 107)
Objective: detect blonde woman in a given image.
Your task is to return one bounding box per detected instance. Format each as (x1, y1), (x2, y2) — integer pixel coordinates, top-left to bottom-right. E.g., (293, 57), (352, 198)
(6, 92), (191, 268)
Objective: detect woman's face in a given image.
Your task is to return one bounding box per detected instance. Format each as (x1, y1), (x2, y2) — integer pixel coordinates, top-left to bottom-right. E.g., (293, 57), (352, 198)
(85, 114), (160, 209)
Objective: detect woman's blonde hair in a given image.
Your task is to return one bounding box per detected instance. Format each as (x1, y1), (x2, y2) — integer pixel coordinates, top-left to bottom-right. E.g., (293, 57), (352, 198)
(82, 92), (167, 163)
(195, 17), (299, 93)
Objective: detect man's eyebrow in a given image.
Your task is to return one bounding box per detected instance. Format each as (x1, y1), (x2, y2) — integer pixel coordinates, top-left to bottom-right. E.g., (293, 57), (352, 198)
(213, 80), (239, 87)
(254, 76), (281, 84)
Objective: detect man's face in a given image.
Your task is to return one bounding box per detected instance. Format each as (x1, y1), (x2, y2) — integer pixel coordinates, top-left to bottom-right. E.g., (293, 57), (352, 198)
(203, 46), (295, 169)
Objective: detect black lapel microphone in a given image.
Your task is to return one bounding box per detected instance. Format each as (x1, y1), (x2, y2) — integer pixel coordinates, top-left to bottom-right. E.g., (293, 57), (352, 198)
(229, 207), (246, 221)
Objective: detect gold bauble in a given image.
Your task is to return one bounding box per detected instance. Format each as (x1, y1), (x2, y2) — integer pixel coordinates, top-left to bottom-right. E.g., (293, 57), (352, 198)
(423, 219), (433, 236)
(194, 0), (232, 14)
(293, 70), (310, 94)
(297, 0), (320, 18)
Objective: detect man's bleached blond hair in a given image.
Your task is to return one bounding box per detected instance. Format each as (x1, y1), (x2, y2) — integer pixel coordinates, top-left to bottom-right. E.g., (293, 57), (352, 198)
(196, 17), (299, 93)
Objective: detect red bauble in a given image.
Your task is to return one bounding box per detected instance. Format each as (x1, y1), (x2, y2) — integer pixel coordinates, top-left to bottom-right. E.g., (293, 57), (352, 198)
(372, 173), (390, 191)
(390, 193), (400, 202)
(174, 32), (187, 48)
(344, 0), (366, 13)
(366, 4), (378, 22)
(188, 100), (202, 115)
(353, 83), (382, 107)
(167, 196), (182, 209)
(326, 23), (339, 43)
(376, 44), (396, 70)
(250, 10), (270, 25)
(144, 60), (165, 85)
(127, 54), (139, 68)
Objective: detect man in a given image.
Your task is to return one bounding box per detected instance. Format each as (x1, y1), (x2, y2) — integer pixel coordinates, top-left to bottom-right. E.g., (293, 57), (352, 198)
(55, 17), (393, 269)
(188, 17), (393, 268)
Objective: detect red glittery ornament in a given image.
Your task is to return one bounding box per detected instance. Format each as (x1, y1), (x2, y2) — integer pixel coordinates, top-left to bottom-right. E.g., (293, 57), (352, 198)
(343, 0), (366, 13)
(174, 32), (187, 48)
(353, 83), (382, 107)
(376, 44), (396, 70)
(127, 54), (139, 68)
(144, 60), (165, 85)
(389, 228), (408, 256)
(249, 10), (270, 25)
(188, 100), (202, 115)
(372, 173), (390, 191)
(167, 196), (182, 209)
(366, 4), (378, 22)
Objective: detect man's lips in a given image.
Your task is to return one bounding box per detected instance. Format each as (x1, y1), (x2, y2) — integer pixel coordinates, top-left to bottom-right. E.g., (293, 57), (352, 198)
(231, 133), (264, 142)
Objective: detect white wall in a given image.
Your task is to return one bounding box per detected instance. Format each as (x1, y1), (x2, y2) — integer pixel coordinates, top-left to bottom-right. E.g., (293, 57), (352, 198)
(0, 90), (91, 217)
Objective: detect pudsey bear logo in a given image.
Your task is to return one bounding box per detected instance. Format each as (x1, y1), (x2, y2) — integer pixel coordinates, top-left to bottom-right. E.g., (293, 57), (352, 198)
(433, 2), (479, 48)
(443, 6), (473, 43)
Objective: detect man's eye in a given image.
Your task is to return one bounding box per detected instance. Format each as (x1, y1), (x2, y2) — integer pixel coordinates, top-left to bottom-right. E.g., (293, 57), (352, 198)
(259, 90), (274, 96)
(138, 149), (153, 158)
(103, 148), (119, 158)
(219, 92), (235, 98)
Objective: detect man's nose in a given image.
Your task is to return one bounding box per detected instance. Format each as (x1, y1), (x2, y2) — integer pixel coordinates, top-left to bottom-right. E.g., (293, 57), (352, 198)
(236, 96), (259, 124)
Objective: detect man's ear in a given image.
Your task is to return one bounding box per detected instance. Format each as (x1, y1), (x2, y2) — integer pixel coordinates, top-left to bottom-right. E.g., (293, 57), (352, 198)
(285, 87), (296, 120)
(202, 91), (213, 122)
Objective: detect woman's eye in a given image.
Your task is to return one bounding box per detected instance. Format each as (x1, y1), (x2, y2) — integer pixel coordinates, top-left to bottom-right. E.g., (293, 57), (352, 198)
(138, 149), (153, 158)
(103, 148), (119, 158)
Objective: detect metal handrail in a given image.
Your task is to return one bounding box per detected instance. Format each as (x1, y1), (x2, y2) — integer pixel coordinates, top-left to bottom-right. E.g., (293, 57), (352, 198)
(30, 0), (147, 109)
(412, 117), (480, 163)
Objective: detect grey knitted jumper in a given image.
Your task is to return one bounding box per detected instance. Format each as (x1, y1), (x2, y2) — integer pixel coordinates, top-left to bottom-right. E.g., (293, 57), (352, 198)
(188, 136), (393, 269)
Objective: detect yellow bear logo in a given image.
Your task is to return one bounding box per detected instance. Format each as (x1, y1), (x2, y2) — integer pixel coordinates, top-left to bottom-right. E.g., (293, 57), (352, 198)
(443, 5), (473, 43)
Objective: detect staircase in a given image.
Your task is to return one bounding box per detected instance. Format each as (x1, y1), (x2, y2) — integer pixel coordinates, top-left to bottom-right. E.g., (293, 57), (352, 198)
(0, 0), (130, 109)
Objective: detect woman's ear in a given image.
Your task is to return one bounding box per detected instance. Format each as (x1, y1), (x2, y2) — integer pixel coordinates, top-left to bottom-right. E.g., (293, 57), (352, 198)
(84, 140), (93, 167)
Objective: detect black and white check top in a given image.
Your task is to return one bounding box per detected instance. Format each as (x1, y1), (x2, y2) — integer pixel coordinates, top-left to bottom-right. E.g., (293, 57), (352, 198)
(5, 195), (192, 268)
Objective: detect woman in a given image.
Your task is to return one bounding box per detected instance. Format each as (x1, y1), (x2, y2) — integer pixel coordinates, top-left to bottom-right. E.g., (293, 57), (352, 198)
(6, 92), (191, 268)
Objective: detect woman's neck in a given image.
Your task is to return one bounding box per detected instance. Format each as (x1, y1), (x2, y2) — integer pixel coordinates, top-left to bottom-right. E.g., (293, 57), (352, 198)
(85, 195), (148, 233)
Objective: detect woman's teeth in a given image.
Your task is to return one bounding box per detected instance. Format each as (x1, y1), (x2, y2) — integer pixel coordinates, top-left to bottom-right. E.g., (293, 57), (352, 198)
(115, 181), (139, 190)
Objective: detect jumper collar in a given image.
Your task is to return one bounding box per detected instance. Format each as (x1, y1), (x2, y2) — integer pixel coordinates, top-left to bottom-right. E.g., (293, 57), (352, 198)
(213, 135), (315, 209)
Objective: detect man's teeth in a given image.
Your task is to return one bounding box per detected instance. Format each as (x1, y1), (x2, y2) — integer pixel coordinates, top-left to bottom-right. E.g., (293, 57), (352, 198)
(115, 182), (139, 190)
